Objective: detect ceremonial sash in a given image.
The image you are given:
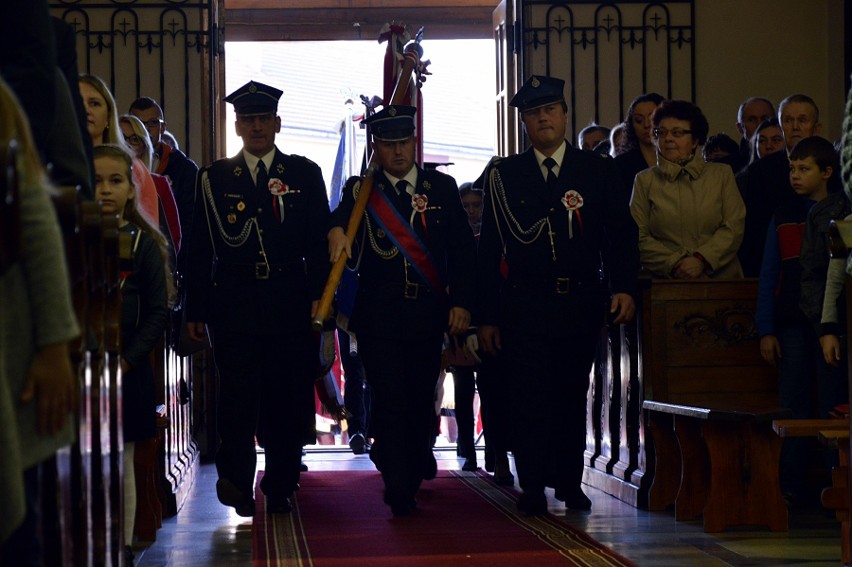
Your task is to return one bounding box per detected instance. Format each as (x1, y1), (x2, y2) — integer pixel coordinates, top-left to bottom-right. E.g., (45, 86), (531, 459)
(367, 187), (447, 302)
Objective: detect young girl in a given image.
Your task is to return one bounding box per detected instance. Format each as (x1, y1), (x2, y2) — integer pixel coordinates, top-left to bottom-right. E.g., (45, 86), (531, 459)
(93, 144), (171, 563)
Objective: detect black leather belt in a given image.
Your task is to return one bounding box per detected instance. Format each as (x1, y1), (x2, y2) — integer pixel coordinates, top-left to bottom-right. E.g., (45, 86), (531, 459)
(360, 281), (432, 300)
(216, 261), (306, 280)
(508, 276), (599, 295)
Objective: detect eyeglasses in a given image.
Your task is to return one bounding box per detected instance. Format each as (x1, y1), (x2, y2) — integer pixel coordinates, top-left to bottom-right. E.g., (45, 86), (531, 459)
(124, 134), (144, 145)
(141, 118), (164, 128)
(652, 128), (692, 139)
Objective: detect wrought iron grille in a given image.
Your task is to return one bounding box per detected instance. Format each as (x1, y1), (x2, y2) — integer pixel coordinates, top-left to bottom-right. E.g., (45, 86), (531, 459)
(521, 1), (695, 144)
(50, 0), (213, 161)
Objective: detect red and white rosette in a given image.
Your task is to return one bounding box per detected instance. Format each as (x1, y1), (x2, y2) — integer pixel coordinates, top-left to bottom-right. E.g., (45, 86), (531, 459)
(411, 193), (429, 235)
(561, 190), (584, 238)
(269, 178), (288, 222)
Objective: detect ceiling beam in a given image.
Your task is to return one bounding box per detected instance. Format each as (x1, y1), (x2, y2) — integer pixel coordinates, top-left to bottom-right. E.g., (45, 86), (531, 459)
(225, 5), (495, 41)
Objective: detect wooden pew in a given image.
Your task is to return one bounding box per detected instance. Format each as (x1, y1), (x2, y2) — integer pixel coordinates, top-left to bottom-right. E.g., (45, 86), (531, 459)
(644, 400), (790, 532)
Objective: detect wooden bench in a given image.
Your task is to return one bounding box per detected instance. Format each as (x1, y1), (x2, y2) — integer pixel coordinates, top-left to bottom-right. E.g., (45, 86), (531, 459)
(773, 418), (851, 564)
(644, 400), (790, 533)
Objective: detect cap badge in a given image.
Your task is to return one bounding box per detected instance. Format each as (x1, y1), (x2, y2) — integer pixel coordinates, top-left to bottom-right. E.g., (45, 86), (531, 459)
(248, 83), (257, 93)
(531, 76), (541, 88)
(389, 107), (397, 117)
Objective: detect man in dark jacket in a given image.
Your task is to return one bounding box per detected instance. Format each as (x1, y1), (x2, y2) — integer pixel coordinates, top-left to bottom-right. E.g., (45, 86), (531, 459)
(185, 80), (330, 517)
(476, 75), (639, 515)
(328, 105), (477, 516)
(129, 96), (199, 236)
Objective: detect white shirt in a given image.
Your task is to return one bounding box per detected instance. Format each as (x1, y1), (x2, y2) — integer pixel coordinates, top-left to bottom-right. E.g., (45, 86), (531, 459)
(533, 141), (567, 181)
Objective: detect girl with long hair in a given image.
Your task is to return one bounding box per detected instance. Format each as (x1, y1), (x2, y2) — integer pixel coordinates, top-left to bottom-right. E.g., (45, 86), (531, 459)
(93, 143), (171, 563)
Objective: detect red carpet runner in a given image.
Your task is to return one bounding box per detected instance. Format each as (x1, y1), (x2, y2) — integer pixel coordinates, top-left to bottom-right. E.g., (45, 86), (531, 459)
(252, 470), (635, 566)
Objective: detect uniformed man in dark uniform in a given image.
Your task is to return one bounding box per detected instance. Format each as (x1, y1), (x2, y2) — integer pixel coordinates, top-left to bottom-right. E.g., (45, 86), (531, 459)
(328, 105), (477, 516)
(185, 80), (330, 516)
(476, 76), (639, 515)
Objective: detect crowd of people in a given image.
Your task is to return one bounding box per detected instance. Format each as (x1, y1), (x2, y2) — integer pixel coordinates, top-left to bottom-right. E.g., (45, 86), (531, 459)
(2, 4), (852, 563)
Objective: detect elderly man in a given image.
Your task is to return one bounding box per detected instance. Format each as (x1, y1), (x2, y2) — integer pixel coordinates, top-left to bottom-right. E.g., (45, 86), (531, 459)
(185, 80), (329, 516)
(735, 96), (775, 165)
(476, 75), (639, 515)
(328, 105), (476, 516)
(736, 94), (828, 277)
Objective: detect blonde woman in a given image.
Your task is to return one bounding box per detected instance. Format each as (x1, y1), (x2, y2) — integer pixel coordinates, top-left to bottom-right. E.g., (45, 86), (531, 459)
(120, 114), (182, 254)
(78, 74), (159, 223)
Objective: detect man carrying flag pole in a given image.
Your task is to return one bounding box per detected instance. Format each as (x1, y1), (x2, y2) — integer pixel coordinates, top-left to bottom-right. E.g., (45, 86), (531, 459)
(327, 103), (476, 516)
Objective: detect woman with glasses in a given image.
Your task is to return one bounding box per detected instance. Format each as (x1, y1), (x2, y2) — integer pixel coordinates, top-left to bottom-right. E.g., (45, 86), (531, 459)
(629, 99), (746, 279)
(120, 114), (182, 257)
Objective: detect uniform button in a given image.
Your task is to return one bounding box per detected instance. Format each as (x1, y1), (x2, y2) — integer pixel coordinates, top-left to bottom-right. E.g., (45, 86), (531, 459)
(258, 208), (263, 213)
(550, 208), (555, 212)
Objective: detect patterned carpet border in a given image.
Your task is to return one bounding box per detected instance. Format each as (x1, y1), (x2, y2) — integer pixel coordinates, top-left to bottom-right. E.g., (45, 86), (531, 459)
(451, 470), (635, 567)
(252, 470), (635, 567)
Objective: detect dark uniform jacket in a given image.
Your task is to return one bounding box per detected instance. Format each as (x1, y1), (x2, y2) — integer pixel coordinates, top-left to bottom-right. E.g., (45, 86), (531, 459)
(331, 166), (477, 341)
(476, 144), (639, 331)
(157, 144), (199, 236)
(185, 148), (330, 335)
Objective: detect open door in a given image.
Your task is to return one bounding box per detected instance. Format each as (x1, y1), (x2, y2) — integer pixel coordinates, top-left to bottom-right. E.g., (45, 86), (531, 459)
(493, 0), (522, 157)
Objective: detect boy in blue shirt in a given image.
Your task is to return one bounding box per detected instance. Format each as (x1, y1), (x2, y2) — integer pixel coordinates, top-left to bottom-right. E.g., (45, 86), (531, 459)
(757, 136), (842, 505)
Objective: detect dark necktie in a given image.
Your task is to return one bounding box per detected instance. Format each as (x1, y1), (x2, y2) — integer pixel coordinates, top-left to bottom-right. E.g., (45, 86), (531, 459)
(543, 157), (558, 187)
(395, 180), (409, 196)
(256, 159), (269, 190)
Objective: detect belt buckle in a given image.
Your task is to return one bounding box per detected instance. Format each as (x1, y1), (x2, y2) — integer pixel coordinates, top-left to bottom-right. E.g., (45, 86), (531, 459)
(404, 282), (419, 299)
(555, 277), (570, 295)
(255, 262), (270, 280)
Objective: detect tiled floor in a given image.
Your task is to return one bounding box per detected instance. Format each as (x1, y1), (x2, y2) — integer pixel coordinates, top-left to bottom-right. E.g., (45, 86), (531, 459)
(135, 447), (843, 566)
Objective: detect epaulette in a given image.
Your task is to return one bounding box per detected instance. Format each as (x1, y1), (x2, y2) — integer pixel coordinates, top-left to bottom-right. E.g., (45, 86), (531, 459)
(287, 153), (321, 168)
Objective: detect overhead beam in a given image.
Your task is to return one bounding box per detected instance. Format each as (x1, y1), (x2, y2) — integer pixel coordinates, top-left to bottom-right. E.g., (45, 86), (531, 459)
(225, 6), (495, 41)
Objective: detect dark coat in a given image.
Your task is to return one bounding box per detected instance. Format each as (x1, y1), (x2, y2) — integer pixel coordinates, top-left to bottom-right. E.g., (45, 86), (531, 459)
(330, 166), (477, 341)
(736, 150), (793, 277)
(185, 148), (330, 335)
(476, 144), (639, 331)
(120, 225), (169, 442)
(157, 145), (199, 237)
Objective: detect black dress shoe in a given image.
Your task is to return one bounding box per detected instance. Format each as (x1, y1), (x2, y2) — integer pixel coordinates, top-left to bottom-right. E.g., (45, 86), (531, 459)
(216, 478), (255, 517)
(300, 462), (309, 472)
(555, 487), (592, 511)
(516, 491), (547, 516)
(462, 457), (478, 472)
(493, 472), (515, 486)
(266, 495), (293, 514)
(384, 489), (416, 517)
(349, 433), (368, 455)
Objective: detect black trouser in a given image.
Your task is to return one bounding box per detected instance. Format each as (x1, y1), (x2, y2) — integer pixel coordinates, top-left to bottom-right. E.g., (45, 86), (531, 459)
(477, 351), (511, 465)
(502, 325), (597, 494)
(211, 327), (314, 500)
(452, 365), (476, 457)
(357, 333), (443, 502)
(339, 329), (371, 436)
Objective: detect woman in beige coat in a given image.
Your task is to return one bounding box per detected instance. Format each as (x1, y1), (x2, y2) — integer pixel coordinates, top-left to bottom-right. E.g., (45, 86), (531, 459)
(630, 99), (746, 279)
